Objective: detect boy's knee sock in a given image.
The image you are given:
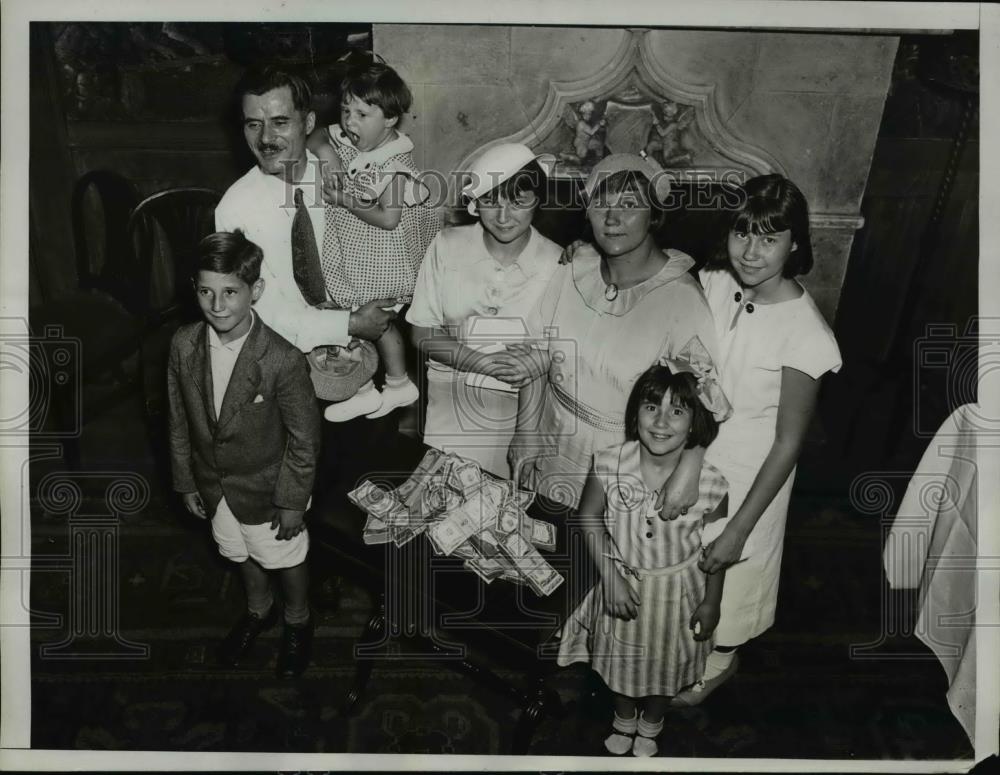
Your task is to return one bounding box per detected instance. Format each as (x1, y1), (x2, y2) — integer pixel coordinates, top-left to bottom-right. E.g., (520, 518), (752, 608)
(702, 646), (737, 681)
(247, 589), (275, 618)
(283, 600), (310, 626)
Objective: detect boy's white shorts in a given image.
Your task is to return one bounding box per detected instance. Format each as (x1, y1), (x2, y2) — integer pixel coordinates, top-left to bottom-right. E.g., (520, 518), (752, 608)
(211, 497), (309, 570)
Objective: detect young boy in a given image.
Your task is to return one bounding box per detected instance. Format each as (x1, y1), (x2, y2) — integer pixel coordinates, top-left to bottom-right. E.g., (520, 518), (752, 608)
(167, 230), (321, 678)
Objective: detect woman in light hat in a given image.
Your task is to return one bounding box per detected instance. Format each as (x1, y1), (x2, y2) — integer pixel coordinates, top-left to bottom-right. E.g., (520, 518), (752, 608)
(406, 143), (562, 477)
(509, 153), (729, 510)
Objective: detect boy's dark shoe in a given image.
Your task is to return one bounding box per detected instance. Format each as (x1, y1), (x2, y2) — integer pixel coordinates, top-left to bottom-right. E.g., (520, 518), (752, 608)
(217, 607), (278, 667)
(276, 618), (314, 679)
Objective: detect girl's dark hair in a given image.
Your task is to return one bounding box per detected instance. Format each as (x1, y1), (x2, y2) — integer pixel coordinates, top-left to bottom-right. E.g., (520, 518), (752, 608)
(624, 364), (719, 449)
(477, 160), (548, 208)
(339, 52), (411, 120)
(195, 230), (263, 286)
(584, 169), (667, 244)
(723, 173), (813, 277)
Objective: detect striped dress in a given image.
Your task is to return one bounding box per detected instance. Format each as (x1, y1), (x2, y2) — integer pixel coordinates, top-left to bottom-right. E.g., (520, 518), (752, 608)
(557, 441), (729, 698)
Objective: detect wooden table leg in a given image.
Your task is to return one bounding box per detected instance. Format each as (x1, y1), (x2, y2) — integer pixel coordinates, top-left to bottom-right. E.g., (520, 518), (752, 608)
(511, 670), (564, 754)
(342, 598), (386, 716)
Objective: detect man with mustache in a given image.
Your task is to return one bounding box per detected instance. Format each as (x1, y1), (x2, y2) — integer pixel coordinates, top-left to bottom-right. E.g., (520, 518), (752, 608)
(216, 65), (397, 353)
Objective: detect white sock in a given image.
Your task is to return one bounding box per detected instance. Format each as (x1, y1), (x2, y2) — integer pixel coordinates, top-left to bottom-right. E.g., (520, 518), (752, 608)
(632, 712), (663, 757)
(604, 710), (637, 755)
(702, 648), (737, 682)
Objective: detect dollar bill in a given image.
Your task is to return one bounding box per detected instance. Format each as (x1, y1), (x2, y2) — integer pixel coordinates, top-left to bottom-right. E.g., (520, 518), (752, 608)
(529, 518), (557, 552)
(523, 562), (564, 596)
(466, 555), (506, 583)
(451, 540), (480, 561)
(478, 478), (508, 514)
(426, 508), (478, 556)
(448, 460), (483, 496)
(362, 514), (391, 545)
(469, 527), (501, 557)
(349, 480), (401, 521)
(516, 488), (535, 510)
(499, 568), (529, 586)
(495, 501), (522, 535)
(499, 531), (564, 596)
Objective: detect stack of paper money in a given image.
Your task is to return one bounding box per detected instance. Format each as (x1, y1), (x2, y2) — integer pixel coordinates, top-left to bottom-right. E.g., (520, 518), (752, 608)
(347, 449), (564, 596)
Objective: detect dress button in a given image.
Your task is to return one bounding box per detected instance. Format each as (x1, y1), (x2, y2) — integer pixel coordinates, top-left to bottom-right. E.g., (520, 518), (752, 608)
(745, 302), (755, 313)
(646, 532), (654, 539)
(487, 306), (498, 315)
(734, 291), (742, 302)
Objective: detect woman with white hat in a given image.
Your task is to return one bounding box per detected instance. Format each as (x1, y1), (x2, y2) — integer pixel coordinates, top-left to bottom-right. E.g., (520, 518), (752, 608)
(509, 153), (729, 510)
(405, 143), (562, 477)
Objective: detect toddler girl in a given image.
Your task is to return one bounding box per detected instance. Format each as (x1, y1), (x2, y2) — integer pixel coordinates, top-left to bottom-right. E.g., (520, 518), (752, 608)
(671, 174), (842, 706)
(557, 362), (729, 757)
(308, 53), (439, 421)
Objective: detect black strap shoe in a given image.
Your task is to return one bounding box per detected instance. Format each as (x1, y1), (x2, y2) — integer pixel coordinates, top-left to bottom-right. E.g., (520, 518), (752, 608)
(217, 606), (278, 667)
(276, 618), (314, 679)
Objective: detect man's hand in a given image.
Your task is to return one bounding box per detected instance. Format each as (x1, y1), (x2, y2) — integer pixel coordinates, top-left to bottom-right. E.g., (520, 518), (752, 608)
(348, 298), (399, 341)
(271, 508), (307, 541)
(318, 156), (346, 202)
(181, 492), (208, 519)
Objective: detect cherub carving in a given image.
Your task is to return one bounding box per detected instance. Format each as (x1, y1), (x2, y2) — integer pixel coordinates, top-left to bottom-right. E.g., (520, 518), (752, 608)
(644, 99), (696, 166)
(559, 100), (608, 166)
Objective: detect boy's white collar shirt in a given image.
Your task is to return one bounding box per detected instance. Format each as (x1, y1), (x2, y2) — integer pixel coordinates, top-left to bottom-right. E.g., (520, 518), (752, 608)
(207, 310), (255, 417)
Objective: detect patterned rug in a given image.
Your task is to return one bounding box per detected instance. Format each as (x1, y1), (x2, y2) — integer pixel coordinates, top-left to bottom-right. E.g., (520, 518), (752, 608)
(28, 491), (974, 760)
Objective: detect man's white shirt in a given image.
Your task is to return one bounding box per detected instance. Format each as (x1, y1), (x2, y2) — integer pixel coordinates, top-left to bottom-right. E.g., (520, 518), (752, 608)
(215, 150), (350, 351)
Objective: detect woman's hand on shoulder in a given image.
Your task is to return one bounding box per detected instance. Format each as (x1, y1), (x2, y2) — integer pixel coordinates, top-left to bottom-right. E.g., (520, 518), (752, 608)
(698, 523), (748, 575)
(558, 239), (589, 265)
(656, 467), (700, 521)
(602, 568), (640, 621)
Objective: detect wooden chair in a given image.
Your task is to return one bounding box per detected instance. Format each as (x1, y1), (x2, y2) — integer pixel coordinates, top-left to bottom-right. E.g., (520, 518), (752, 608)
(126, 187), (221, 474)
(30, 170), (143, 467)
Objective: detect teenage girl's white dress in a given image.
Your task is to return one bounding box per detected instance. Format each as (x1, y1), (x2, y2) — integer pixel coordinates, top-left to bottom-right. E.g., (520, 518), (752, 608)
(699, 268), (841, 645)
(406, 223), (562, 477)
(557, 441), (729, 697)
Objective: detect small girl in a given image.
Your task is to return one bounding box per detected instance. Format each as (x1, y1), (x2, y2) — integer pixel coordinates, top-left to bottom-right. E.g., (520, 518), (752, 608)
(407, 143), (562, 477)
(557, 363), (729, 757)
(307, 53), (439, 422)
(670, 174), (842, 706)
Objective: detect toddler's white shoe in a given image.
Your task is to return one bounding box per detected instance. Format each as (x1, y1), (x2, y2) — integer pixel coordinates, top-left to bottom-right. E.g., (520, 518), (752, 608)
(365, 379), (418, 419)
(324, 384), (383, 422)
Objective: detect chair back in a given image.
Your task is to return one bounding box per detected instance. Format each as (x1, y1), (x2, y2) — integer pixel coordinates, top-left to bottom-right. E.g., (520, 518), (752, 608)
(127, 187), (221, 325)
(71, 170), (143, 313)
